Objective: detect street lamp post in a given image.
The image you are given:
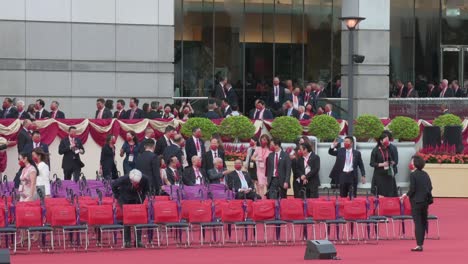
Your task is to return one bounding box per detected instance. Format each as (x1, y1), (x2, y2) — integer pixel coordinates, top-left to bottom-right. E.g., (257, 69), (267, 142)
(339, 16), (365, 136)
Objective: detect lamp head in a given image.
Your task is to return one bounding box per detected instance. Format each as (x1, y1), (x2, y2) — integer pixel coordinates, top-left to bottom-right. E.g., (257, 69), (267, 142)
(339, 16), (366, 30)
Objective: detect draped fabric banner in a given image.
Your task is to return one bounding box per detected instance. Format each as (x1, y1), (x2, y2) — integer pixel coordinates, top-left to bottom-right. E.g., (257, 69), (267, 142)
(1, 118), (467, 147)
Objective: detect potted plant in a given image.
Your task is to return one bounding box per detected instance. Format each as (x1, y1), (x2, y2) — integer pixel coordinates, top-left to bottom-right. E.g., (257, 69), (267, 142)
(219, 116), (255, 143)
(180, 117), (218, 141)
(432, 114), (462, 134)
(308, 115), (341, 142)
(270, 116), (303, 143)
(354, 114), (384, 141)
(388, 116), (419, 141)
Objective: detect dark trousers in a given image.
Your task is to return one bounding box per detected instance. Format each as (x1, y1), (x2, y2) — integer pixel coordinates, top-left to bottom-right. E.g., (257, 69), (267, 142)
(308, 184), (319, 199)
(339, 172), (357, 198)
(235, 192), (261, 200)
(412, 202), (429, 246)
(268, 177), (287, 199)
(64, 168), (81, 182)
(124, 226), (142, 244)
(293, 180), (302, 198)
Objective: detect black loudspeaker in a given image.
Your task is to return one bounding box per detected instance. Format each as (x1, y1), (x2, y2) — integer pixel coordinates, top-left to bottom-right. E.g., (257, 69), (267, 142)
(0, 249), (10, 264)
(444, 126), (464, 154)
(304, 240), (337, 260)
(423, 126), (441, 148)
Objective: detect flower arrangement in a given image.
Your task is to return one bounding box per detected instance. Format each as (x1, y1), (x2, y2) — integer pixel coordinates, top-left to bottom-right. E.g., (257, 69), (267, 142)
(418, 144), (468, 164)
(223, 143), (248, 161)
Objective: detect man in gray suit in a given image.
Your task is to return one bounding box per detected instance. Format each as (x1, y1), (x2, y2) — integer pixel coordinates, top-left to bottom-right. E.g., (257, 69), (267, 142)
(266, 138), (291, 199)
(207, 157), (231, 184)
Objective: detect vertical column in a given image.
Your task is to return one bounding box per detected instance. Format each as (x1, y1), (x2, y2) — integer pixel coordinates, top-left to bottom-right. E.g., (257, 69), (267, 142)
(341, 0), (390, 118)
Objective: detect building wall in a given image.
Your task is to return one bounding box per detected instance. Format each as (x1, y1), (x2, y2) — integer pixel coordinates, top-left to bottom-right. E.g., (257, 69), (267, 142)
(0, 0), (174, 118)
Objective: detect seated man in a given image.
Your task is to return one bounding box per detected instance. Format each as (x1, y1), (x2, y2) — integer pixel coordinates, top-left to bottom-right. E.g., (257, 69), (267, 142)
(166, 155), (183, 185)
(207, 157), (231, 184)
(111, 169), (149, 248)
(227, 159), (260, 200)
(182, 156), (207, 186)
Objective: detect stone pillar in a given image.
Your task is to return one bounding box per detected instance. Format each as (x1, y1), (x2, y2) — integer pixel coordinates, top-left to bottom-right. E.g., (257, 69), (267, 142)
(341, 0), (390, 118)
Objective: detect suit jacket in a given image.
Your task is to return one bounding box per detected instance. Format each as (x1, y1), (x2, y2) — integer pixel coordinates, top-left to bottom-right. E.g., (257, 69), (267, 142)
(440, 88), (454, 98)
(51, 110), (65, 119)
(182, 167), (208, 186)
(267, 85), (286, 108)
(185, 137), (205, 167)
(454, 88), (464, 97)
(407, 89), (419, 98)
(249, 108), (274, 120)
(388, 143), (399, 174)
(227, 170), (254, 191)
(18, 111), (29, 119)
(301, 92), (315, 107)
(325, 111), (338, 119)
(406, 170), (432, 204)
(287, 94), (304, 107)
(428, 88), (440, 98)
(35, 109), (50, 119)
(24, 142), (49, 154)
(214, 84), (226, 100)
(397, 86), (408, 98)
(299, 113), (311, 120)
(17, 128), (32, 154)
(162, 144), (183, 165)
(205, 111), (220, 120)
(58, 137), (85, 170)
(203, 149), (226, 171)
(222, 106), (233, 118)
(166, 167), (183, 185)
(100, 144), (117, 179)
(284, 108), (300, 119)
(112, 175), (149, 205)
(1, 107), (18, 119)
(328, 147), (365, 184)
(147, 110), (162, 119)
(95, 108), (113, 119)
(126, 108), (145, 119)
(135, 151), (161, 191)
(113, 110), (127, 119)
(315, 90), (327, 99)
(226, 88), (238, 106)
(155, 136), (171, 156)
(266, 151), (292, 188)
(207, 168), (227, 184)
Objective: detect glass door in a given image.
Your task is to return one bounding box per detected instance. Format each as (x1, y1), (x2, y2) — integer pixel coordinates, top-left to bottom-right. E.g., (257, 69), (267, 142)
(441, 46), (461, 82)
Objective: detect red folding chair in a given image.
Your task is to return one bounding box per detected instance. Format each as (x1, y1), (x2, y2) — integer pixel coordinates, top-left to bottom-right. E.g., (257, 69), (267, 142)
(153, 201), (189, 247)
(0, 201), (16, 253)
(221, 200), (256, 245)
(252, 199), (287, 244)
(16, 204), (54, 251)
(123, 204), (159, 248)
(50, 205), (88, 250)
(87, 205), (124, 248)
(308, 199), (343, 241)
(378, 197), (413, 239)
(342, 199), (379, 243)
(280, 198), (315, 243)
(187, 201), (224, 246)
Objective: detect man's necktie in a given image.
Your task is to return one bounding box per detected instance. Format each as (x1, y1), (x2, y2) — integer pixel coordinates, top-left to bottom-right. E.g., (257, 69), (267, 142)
(254, 110), (260, 119)
(275, 153), (279, 177)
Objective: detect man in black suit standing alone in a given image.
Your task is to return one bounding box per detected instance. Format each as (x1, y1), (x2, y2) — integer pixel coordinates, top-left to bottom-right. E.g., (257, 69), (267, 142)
(203, 137), (225, 172)
(17, 119), (34, 154)
(135, 139), (161, 193)
(328, 136), (366, 197)
(95, 98), (112, 119)
(59, 126), (85, 181)
(268, 77), (285, 112)
(266, 138), (291, 199)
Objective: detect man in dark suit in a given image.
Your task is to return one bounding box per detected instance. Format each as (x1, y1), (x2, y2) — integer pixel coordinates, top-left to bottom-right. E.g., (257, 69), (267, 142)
(163, 134), (184, 165)
(111, 169), (149, 248)
(1, 97), (18, 119)
(283, 100), (300, 119)
(182, 156), (207, 186)
(95, 98), (112, 119)
(266, 138), (291, 199)
(127, 97), (145, 119)
(59, 126), (85, 182)
(207, 157), (230, 184)
(406, 82), (419, 98)
(203, 138), (225, 171)
(205, 102), (221, 120)
(185, 127), (205, 167)
(298, 106), (310, 120)
(17, 119), (33, 154)
(15, 100), (28, 119)
(451, 80), (464, 97)
(314, 82), (328, 99)
(298, 143), (320, 198)
(113, 99), (127, 119)
(49, 101), (65, 119)
(250, 100), (273, 120)
(288, 88), (304, 110)
(268, 77), (285, 111)
(147, 101), (162, 119)
(302, 84), (315, 108)
(427, 83), (439, 98)
(328, 136), (366, 197)
(166, 155), (183, 185)
(138, 128), (156, 154)
(324, 104), (338, 119)
(227, 159), (260, 200)
(214, 77), (227, 100)
(220, 99), (232, 118)
(155, 126), (176, 156)
(35, 99), (50, 119)
(439, 79), (454, 97)
(395, 80), (408, 98)
(135, 139), (161, 193)
(225, 84), (238, 107)
(24, 130), (49, 154)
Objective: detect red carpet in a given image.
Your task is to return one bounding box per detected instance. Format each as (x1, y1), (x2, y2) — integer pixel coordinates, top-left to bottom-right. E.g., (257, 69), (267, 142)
(11, 198), (468, 264)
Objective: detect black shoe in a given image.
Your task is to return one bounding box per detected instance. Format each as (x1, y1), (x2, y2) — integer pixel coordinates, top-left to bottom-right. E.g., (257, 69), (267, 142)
(124, 242), (132, 248)
(411, 246), (423, 252)
(136, 242), (144, 248)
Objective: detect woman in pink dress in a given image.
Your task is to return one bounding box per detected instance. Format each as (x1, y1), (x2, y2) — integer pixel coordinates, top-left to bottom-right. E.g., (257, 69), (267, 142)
(18, 152), (38, 202)
(251, 134), (271, 198)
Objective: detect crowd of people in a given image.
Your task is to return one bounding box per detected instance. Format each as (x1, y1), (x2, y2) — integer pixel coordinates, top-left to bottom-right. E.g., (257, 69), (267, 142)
(390, 78), (466, 98)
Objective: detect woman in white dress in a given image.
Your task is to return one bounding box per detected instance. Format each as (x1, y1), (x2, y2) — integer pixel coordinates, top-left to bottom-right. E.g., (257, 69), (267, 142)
(32, 148), (51, 198)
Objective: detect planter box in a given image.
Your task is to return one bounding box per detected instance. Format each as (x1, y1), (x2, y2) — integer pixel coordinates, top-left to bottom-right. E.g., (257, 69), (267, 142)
(425, 164), (468, 198)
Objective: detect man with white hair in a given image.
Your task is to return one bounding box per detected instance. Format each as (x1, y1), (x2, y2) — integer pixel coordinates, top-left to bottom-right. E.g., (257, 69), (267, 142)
(440, 79), (454, 97)
(182, 156), (207, 186)
(207, 157), (231, 184)
(112, 169), (149, 248)
(16, 100), (28, 119)
(298, 106), (310, 120)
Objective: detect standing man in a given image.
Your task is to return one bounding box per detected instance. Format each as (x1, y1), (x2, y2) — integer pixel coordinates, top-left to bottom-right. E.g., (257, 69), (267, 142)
(95, 98), (112, 119)
(50, 101), (65, 119)
(17, 119), (33, 154)
(127, 97), (145, 120)
(1, 98), (18, 119)
(163, 134), (185, 166)
(155, 126), (176, 156)
(59, 126), (85, 181)
(214, 76), (227, 100)
(439, 79), (454, 98)
(16, 100), (28, 119)
(203, 137), (225, 172)
(114, 99), (127, 119)
(112, 169), (149, 248)
(135, 139), (161, 193)
(299, 143), (320, 198)
(25, 131), (49, 154)
(35, 99), (50, 119)
(266, 138), (291, 199)
(268, 77), (285, 112)
(406, 82), (419, 98)
(185, 127), (205, 167)
(328, 137), (366, 197)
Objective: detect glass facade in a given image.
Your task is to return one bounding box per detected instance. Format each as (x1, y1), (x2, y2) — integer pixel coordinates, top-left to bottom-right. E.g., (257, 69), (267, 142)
(175, 0), (468, 112)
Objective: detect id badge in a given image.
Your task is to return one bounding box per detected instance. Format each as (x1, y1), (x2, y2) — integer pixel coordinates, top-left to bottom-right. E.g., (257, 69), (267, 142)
(128, 154), (134, 162)
(257, 160), (265, 169)
(249, 162), (255, 169)
(74, 149), (80, 154)
(384, 166), (389, 170)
